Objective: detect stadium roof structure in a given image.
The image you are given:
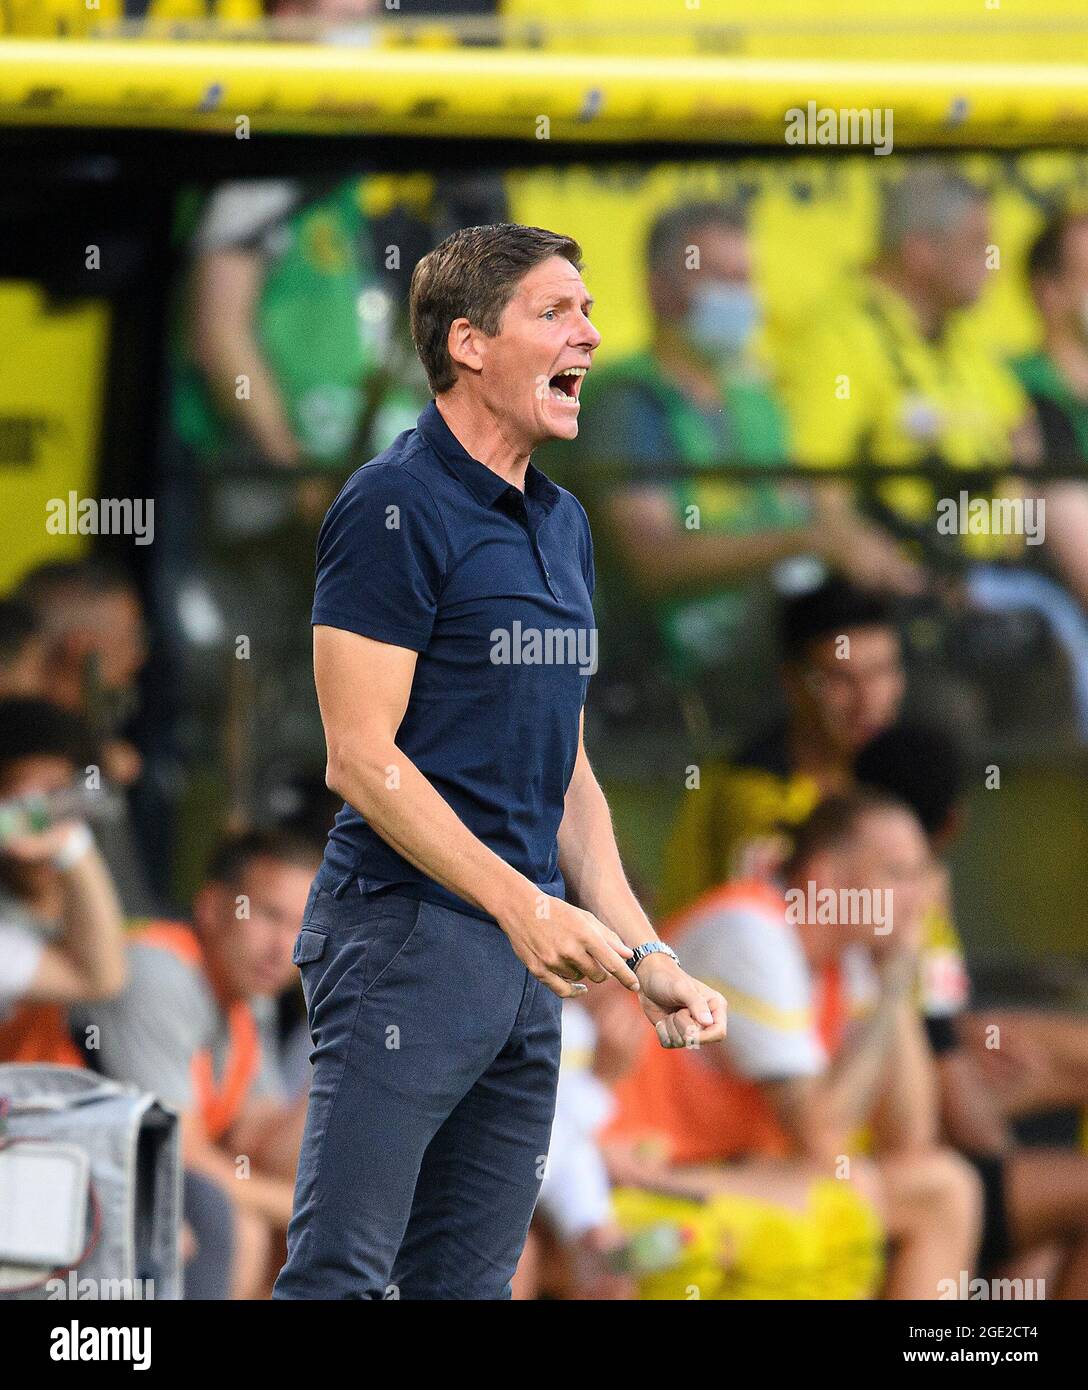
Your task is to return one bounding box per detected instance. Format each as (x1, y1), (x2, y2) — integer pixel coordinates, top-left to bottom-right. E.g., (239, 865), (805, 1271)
(2, 8), (1088, 146)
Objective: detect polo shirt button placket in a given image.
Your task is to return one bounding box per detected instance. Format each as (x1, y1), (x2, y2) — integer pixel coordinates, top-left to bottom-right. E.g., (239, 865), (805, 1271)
(538, 549), (560, 599)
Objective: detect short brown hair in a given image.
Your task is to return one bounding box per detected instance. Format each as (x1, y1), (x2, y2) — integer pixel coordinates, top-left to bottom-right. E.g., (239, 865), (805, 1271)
(646, 199), (747, 279)
(409, 223), (583, 395)
(204, 827), (323, 888)
(783, 788), (909, 880)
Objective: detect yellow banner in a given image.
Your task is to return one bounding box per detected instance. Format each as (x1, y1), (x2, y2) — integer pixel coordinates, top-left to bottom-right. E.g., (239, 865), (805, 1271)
(0, 283), (108, 593)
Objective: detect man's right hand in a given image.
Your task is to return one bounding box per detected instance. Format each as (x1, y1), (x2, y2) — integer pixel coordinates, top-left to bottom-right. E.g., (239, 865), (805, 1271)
(498, 893), (640, 999)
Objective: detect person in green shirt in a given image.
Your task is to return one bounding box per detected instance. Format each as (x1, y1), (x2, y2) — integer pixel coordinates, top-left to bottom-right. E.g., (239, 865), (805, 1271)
(567, 200), (860, 730)
(175, 177), (423, 475)
(1014, 208), (1088, 617)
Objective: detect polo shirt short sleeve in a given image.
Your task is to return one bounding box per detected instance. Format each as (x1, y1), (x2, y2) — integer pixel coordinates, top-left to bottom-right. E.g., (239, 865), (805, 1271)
(312, 460), (448, 652)
(312, 401), (597, 920)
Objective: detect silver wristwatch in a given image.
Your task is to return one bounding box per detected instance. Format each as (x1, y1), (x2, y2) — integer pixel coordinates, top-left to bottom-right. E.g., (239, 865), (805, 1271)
(628, 941), (680, 972)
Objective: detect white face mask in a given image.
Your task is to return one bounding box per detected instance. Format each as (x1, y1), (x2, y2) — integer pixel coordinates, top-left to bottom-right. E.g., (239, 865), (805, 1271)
(683, 281), (760, 360)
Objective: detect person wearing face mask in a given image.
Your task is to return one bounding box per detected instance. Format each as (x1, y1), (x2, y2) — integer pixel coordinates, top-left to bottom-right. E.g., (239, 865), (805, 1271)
(563, 200), (858, 733)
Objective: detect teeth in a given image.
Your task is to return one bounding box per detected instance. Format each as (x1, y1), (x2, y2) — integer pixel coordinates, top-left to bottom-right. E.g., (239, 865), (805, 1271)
(558, 367), (588, 377)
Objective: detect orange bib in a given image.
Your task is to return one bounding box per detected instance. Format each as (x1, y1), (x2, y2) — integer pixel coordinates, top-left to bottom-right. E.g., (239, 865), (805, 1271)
(605, 882), (848, 1165)
(0, 1000), (85, 1068)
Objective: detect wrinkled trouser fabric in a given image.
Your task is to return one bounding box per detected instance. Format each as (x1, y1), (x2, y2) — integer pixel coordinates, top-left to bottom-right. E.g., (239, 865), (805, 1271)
(273, 870), (562, 1300)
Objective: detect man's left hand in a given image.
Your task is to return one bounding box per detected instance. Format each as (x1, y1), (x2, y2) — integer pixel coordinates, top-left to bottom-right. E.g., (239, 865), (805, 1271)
(636, 954), (726, 1049)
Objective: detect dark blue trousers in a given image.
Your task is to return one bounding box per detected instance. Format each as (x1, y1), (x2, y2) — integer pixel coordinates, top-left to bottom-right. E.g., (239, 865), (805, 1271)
(273, 870), (562, 1300)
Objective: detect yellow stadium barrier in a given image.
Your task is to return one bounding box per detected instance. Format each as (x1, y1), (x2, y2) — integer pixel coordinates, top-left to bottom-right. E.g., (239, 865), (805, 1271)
(1, 39), (1088, 143)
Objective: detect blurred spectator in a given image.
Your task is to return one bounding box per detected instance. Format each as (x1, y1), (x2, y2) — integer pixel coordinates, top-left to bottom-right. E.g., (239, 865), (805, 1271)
(74, 828), (321, 1299)
(780, 165), (1030, 587)
(174, 174), (422, 488)
(0, 598), (46, 697)
(168, 166), (425, 766)
(158, 166), (434, 885)
(1014, 210), (1088, 612)
(660, 583), (976, 1106)
(16, 559), (147, 766)
(0, 698), (126, 1065)
(661, 578), (904, 915)
(16, 558), (155, 913)
(567, 200), (827, 729)
(781, 166), (1088, 737)
(1018, 210), (1088, 469)
(602, 790), (982, 1299)
(857, 721), (1088, 1297)
(273, 0), (382, 32)
(268, 0), (501, 45)
(527, 999), (637, 1299)
(0, 705), (239, 1302)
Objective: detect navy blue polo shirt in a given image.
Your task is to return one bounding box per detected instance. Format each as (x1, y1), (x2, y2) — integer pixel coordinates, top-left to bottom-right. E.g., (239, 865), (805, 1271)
(312, 399), (596, 921)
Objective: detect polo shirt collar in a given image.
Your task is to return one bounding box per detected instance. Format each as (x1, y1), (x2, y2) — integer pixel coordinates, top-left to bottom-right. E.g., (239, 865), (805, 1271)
(417, 400), (561, 511)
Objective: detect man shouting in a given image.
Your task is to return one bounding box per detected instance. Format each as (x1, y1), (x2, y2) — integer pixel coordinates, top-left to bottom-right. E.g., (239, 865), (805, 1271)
(274, 223), (726, 1300)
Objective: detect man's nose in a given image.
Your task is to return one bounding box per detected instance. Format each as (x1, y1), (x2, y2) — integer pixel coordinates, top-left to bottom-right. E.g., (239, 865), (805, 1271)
(574, 316), (601, 351)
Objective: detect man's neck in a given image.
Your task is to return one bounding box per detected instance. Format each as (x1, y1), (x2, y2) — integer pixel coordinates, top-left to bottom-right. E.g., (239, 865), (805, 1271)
(786, 719), (853, 796)
(434, 391), (532, 492)
(872, 265), (947, 342)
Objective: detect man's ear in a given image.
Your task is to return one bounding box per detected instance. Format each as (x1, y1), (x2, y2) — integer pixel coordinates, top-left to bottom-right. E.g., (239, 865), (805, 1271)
(446, 317), (485, 375)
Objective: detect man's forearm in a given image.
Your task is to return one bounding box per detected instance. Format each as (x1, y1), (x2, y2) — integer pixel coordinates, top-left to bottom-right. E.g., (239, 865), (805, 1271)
(936, 1051), (1012, 1157)
(327, 736), (535, 922)
(200, 338), (301, 467)
(557, 758), (656, 949)
(183, 1123), (295, 1228)
(191, 251), (301, 467)
(819, 964), (913, 1142)
(871, 1001), (940, 1154)
(617, 523), (817, 599)
(57, 842), (127, 999)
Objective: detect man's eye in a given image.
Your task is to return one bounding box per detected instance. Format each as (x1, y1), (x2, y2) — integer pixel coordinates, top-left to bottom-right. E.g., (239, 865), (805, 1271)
(543, 309), (556, 320)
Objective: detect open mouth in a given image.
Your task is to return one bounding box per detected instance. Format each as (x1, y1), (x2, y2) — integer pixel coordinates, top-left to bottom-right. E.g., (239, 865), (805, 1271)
(548, 366), (587, 404)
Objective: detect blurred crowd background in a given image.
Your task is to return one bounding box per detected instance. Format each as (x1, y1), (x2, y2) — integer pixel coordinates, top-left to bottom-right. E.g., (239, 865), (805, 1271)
(4, 0), (1088, 1302)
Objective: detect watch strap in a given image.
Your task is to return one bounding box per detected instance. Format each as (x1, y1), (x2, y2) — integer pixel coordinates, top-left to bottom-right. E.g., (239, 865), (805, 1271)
(629, 940), (679, 972)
